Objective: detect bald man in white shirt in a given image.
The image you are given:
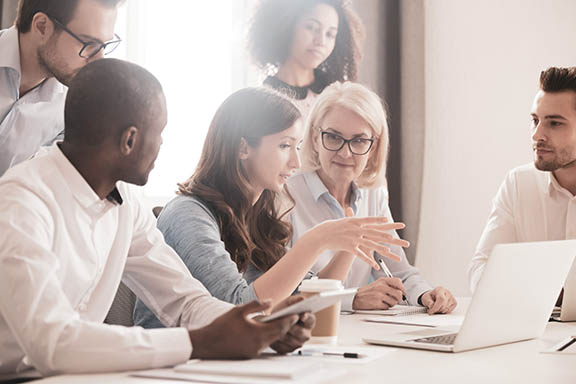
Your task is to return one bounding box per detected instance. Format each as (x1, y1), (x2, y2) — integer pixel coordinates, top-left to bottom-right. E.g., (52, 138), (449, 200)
(0, 58), (313, 378)
(469, 66), (576, 292)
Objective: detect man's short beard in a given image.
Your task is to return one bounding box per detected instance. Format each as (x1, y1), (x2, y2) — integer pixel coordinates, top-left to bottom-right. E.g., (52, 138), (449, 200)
(535, 159), (561, 172)
(37, 38), (74, 86)
(535, 156), (576, 172)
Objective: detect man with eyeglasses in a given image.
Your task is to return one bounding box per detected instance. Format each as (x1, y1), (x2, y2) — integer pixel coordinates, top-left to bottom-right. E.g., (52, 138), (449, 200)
(0, 0), (123, 176)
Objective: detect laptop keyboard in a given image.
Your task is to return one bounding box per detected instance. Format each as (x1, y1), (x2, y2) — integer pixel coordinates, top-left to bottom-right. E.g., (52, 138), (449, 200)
(413, 333), (458, 345)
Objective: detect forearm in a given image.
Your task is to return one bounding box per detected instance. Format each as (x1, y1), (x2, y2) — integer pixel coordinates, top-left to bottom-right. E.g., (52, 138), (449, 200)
(253, 230), (324, 305)
(317, 251), (355, 281)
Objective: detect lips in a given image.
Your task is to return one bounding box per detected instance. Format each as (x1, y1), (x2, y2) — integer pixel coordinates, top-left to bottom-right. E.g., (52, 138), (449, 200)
(307, 49), (325, 59)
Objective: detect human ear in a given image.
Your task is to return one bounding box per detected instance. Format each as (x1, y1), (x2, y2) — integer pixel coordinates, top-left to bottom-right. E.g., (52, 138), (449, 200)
(120, 126), (139, 156)
(31, 13), (54, 41)
(238, 137), (251, 160)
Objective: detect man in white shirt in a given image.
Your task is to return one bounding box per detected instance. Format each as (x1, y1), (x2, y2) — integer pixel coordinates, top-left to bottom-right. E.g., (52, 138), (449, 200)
(0, 58), (313, 377)
(0, 0), (122, 176)
(469, 66), (576, 292)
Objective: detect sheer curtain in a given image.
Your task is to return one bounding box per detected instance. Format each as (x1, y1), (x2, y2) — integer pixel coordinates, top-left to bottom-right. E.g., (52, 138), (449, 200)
(113, 0), (259, 206)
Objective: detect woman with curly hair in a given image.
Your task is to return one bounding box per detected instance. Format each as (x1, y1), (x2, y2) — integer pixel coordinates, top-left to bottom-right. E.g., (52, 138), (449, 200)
(133, 87), (407, 328)
(248, 0), (364, 117)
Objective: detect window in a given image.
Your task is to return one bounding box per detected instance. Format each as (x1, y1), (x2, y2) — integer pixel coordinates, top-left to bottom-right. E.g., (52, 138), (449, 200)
(113, 0), (259, 206)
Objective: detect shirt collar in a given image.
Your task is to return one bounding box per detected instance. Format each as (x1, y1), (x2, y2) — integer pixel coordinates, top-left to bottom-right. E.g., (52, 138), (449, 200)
(0, 27), (22, 76)
(0, 26), (66, 98)
(51, 144), (123, 208)
(303, 170), (363, 207)
(547, 170), (574, 198)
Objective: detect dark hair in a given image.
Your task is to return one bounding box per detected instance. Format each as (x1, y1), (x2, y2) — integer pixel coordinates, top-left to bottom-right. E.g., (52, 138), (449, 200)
(16, 0), (124, 33)
(179, 88), (301, 273)
(248, 0), (364, 83)
(64, 58), (164, 146)
(540, 67), (576, 94)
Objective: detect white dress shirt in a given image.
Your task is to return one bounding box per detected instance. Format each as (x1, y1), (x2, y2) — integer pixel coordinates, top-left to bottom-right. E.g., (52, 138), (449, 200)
(0, 26), (66, 176)
(469, 163), (576, 292)
(287, 171), (433, 310)
(0, 145), (233, 376)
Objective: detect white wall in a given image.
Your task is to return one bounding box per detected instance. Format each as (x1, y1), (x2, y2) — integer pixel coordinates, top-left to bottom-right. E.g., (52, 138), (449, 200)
(415, 0), (576, 295)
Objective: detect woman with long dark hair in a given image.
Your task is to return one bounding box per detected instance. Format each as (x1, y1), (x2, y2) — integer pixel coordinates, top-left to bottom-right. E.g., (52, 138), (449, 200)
(133, 87), (407, 328)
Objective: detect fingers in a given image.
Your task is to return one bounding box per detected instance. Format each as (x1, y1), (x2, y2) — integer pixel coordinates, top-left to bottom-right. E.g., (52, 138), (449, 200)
(427, 288), (451, 314)
(446, 297), (458, 313)
(360, 230), (410, 248)
(381, 293), (400, 308)
(351, 246), (380, 269)
(381, 277), (406, 297)
(238, 299), (272, 317)
(345, 206), (355, 217)
(272, 295), (304, 312)
(297, 312), (316, 330)
(357, 239), (401, 262)
(361, 222), (406, 232)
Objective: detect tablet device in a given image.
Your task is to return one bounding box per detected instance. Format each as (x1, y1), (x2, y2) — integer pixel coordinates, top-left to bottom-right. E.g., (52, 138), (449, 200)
(259, 288), (357, 323)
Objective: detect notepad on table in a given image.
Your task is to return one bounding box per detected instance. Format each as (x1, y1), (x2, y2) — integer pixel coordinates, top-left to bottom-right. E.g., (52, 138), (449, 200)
(173, 359), (320, 380)
(354, 304), (427, 316)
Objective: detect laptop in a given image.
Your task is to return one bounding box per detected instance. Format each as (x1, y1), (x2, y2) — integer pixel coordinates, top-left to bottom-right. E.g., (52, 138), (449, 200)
(363, 240), (576, 352)
(551, 256), (576, 322)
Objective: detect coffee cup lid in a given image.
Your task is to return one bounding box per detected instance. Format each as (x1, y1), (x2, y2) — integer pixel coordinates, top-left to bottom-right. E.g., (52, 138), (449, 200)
(299, 278), (344, 292)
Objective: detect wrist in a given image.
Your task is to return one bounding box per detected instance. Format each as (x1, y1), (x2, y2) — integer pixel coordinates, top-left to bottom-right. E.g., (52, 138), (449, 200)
(297, 228), (326, 255)
(189, 328), (210, 359)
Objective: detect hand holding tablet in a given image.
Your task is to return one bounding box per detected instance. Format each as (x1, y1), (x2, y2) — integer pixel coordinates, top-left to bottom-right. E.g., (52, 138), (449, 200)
(259, 288), (357, 322)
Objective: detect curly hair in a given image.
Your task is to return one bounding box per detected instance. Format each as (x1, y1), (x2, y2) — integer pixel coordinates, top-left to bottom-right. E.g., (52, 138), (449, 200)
(248, 0), (365, 83)
(178, 88), (301, 273)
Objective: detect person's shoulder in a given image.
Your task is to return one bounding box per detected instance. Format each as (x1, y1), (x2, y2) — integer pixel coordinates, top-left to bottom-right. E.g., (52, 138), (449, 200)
(0, 149), (58, 191)
(506, 162), (545, 183)
(160, 194), (218, 225)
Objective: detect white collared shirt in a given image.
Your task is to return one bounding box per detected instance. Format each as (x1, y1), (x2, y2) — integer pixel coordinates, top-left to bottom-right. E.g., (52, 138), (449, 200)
(0, 27), (67, 177)
(287, 171), (433, 309)
(0, 145), (232, 376)
(469, 163), (576, 292)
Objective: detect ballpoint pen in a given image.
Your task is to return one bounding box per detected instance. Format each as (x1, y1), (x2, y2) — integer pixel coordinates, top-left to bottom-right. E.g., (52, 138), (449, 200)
(377, 258), (408, 305)
(297, 350), (366, 359)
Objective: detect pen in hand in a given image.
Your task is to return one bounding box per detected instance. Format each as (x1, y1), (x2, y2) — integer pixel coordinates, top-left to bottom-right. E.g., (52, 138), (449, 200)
(377, 258), (408, 304)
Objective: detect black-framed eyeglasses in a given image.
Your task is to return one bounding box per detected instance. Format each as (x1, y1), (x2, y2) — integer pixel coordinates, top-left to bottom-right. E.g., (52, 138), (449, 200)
(320, 130), (376, 155)
(47, 15), (122, 59)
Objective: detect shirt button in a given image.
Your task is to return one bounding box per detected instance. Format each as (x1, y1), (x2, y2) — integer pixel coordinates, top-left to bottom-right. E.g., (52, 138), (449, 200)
(78, 303), (87, 311)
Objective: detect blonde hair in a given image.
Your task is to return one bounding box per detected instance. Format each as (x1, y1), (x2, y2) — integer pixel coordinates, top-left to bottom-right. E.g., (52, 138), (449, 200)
(300, 81), (389, 188)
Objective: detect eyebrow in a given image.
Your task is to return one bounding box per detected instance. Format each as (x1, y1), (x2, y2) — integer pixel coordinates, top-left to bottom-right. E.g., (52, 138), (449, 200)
(77, 33), (104, 44)
(531, 113), (568, 121)
(303, 18), (338, 30)
(280, 136), (300, 141)
(324, 128), (370, 138)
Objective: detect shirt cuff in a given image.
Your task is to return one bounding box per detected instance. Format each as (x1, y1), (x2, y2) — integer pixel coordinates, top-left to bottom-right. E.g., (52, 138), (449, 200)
(149, 327), (192, 368)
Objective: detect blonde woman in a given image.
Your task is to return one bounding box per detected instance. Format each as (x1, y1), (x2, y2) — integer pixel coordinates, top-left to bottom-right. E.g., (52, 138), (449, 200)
(287, 82), (457, 314)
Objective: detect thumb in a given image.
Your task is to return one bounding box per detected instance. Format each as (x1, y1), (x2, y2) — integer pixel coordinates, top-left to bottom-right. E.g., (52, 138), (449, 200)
(345, 206), (355, 217)
(238, 299), (272, 316)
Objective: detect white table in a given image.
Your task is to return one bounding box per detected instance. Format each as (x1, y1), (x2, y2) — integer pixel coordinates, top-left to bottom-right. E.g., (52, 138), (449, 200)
(33, 300), (576, 384)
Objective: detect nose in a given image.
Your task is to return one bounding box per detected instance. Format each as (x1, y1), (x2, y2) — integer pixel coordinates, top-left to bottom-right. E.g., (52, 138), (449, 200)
(531, 121), (546, 143)
(89, 48), (106, 62)
(337, 142), (353, 158)
(289, 147), (301, 171)
(314, 30), (325, 46)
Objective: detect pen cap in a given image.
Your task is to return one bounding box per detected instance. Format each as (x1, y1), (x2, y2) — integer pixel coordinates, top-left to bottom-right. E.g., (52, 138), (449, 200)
(299, 278), (343, 293)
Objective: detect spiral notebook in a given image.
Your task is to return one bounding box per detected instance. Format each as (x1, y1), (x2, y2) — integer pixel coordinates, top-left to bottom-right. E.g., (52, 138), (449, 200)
(354, 305), (427, 316)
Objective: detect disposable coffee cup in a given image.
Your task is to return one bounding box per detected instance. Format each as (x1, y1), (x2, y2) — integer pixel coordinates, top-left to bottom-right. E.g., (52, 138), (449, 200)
(299, 278), (344, 344)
